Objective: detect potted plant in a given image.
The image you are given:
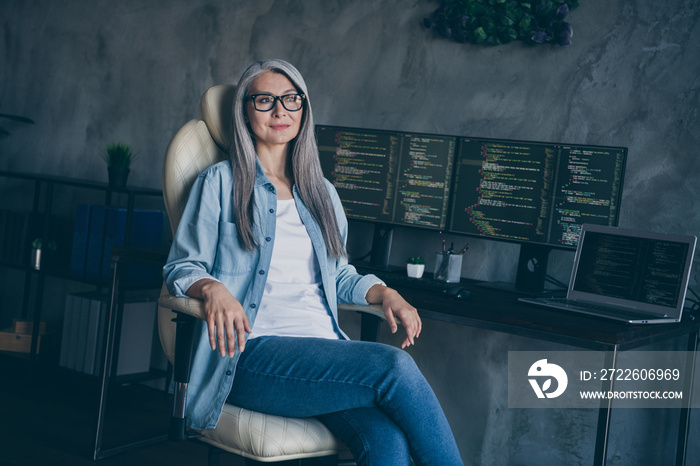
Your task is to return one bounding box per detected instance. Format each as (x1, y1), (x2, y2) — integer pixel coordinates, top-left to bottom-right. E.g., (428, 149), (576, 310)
(102, 142), (135, 188)
(30, 237), (57, 270)
(406, 256), (425, 278)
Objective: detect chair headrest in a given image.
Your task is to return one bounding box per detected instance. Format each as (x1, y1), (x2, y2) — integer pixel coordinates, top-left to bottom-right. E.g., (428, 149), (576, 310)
(198, 84), (238, 150)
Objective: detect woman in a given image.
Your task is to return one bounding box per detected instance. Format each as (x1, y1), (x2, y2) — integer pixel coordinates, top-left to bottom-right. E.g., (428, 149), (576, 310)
(163, 59), (463, 465)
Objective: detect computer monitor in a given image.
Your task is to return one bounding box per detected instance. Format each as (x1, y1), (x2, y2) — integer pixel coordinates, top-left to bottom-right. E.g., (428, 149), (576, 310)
(448, 137), (627, 292)
(316, 125), (456, 269)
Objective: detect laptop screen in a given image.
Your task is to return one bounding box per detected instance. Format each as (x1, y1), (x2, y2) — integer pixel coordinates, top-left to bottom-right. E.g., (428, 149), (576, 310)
(571, 226), (696, 311)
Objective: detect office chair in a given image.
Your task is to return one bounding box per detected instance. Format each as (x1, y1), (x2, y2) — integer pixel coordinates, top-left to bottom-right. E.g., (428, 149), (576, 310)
(156, 84), (388, 465)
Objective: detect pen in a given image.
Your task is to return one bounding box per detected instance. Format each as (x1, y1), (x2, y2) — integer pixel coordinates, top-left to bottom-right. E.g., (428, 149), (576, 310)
(458, 242), (470, 255)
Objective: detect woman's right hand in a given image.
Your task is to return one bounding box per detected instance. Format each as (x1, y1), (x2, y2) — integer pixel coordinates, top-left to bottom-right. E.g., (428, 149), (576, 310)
(187, 279), (252, 357)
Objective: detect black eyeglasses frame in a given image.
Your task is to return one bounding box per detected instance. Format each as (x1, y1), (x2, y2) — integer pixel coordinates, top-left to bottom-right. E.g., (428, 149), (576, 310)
(247, 93), (306, 112)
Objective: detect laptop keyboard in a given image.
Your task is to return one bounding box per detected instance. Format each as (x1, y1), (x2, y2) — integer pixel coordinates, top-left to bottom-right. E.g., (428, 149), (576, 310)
(544, 298), (666, 319)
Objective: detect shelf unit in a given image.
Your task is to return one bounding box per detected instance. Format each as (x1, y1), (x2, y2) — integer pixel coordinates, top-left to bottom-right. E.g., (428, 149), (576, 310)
(0, 170), (165, 362)
(0, 170), (173, 459)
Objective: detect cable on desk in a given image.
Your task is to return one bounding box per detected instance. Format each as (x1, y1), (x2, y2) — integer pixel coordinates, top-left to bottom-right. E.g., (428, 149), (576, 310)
(350, 248), (372, 263)
(545, 274), (568, 290)
(685, 286), (700, 316)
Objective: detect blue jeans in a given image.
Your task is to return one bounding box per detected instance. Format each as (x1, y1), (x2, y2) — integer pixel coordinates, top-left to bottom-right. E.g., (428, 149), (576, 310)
(227, 336), (463, 466)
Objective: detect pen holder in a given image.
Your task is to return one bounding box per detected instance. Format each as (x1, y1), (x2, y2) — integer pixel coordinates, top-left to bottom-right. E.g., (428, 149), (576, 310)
(434, 252), (462, 283)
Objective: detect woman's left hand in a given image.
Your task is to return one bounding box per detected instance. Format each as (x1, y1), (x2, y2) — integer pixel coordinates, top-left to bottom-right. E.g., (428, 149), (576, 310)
(366, 284), (422, 349)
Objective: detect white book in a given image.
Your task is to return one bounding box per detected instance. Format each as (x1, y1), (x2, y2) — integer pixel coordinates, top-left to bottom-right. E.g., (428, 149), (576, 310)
(66, 294), (85, 371)
(82, 296), (104, 375)
(116, 299), (157, 376)
(73, 295), (91, 373)
(61, 291), (158, 377)
(92, 299), (107, 376)
(59, 294), (76, 368)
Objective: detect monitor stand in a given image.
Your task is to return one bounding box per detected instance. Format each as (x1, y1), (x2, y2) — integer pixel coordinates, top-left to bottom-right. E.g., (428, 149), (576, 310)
(352, 224), (396, 273)
(476, 243), (559, 296)
(369, 225), (394, 271)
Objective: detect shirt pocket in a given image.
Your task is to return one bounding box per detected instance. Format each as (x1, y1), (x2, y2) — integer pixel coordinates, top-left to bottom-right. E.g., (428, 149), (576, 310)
(213, 221), (254, 276)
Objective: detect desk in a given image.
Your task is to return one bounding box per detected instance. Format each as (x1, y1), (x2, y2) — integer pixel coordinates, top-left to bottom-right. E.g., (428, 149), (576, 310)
(355, 276), (700, 466)
(94, 249), (698, 464)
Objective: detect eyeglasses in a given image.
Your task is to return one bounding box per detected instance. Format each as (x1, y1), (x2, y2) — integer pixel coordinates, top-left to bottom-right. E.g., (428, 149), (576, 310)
(247, 93), (306, 112)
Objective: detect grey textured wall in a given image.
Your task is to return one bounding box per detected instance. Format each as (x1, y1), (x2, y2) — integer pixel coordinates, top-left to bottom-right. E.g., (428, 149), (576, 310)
(2, 0), (700, 464)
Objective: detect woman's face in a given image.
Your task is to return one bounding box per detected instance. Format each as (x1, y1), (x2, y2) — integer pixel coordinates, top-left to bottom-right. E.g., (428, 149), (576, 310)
(245, 71), (304, 152)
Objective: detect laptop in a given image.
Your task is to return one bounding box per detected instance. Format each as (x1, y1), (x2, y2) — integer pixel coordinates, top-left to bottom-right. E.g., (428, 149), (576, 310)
(519, 224), (697, 324)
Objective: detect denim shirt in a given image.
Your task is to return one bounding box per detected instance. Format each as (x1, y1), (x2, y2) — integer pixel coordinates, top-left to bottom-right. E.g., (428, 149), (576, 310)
(163, 160), (380, 430)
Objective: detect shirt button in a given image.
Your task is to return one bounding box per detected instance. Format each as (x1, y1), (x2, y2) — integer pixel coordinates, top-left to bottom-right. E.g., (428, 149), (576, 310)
(268, 186), (275, 192)
(265, 236), (272, 242)
(258, 270), (265, 275)
(226, 371), (232, 376)
(250, 303), (256, 309)
(269, 208), (275, 214)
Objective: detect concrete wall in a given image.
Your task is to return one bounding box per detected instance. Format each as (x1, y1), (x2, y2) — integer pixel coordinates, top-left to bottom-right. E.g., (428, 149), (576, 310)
(2, 0), (700, 464)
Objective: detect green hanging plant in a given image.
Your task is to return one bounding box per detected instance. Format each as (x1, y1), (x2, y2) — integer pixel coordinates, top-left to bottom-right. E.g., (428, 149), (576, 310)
(424, 0), (579, 47)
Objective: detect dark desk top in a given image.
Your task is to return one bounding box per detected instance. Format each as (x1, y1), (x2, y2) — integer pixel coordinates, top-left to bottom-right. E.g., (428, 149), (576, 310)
(382, 278), (700, 351)
(113, 250), (700, 352)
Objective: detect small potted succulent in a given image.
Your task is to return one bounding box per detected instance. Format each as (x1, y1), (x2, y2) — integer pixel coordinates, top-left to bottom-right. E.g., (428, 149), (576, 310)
(406, 256), (426, 279)
(30, 237), (57, 270)
(102, 142), (136, 188)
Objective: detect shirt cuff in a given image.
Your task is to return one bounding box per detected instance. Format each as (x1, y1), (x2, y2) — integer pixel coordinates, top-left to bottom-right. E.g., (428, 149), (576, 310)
(353, 274), (386, 305)
(169, 271), (221, 298)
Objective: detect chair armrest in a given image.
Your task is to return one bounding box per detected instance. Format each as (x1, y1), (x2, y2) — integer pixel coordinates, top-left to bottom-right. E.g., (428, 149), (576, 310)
(338, 303), (387, 322)
(158, 296), (394, 343)
(338, 303), (401, 343)
(158, 293), (205, 320)
(159, 296), (392, 324)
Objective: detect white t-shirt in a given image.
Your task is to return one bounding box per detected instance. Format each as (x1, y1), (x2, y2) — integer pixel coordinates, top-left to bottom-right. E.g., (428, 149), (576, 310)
(248, 198), (340, 340)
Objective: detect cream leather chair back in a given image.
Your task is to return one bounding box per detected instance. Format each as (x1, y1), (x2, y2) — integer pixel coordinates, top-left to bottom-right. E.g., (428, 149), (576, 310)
(158, 85), (235, 362)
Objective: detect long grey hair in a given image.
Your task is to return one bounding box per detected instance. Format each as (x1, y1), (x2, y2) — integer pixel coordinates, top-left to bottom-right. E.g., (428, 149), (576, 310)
(228, 59), (345, 258)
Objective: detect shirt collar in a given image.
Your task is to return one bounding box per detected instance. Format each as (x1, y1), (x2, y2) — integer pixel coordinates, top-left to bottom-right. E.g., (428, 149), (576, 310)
(253, 155), (299, 196)
(253, 157), (273, 188)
